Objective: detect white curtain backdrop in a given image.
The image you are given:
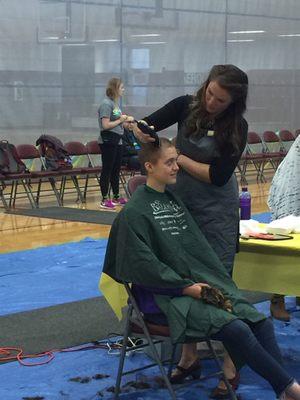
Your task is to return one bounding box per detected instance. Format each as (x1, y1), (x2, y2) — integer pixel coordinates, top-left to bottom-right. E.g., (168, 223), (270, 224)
(1, 0), (300, 144)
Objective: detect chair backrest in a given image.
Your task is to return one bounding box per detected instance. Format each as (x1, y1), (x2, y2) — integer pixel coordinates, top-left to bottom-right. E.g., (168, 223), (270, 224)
(64, 141), (87, 156)
(262, 131), (282, 153)
(247, 131), (261, 144)
(279, 130), (294, 142)
(64, 141), (89, 168)
(16, 144), (42, 172)
(85, 140), (101, 155)
(86, 140), (102, 167)
(127, 175), (147, 197)
(262, 131), (279, 143)
(246, 132), (265, 154)
(16, 144), (40, 159)
(279, 130), (295, 152)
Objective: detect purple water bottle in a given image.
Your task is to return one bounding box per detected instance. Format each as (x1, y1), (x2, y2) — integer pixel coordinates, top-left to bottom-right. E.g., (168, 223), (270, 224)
(239, 187), (251, 220)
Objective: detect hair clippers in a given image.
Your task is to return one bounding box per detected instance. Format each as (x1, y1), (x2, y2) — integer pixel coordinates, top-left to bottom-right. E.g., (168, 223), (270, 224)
(135, 120), (160, 147)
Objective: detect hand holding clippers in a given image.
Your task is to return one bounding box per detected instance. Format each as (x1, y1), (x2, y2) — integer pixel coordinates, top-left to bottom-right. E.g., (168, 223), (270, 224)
(135, 120), (160, 147)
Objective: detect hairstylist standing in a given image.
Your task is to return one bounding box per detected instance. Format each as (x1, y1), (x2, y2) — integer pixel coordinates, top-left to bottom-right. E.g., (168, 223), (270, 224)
(98, 77), (130, 209)
(133, 64), (249, 398)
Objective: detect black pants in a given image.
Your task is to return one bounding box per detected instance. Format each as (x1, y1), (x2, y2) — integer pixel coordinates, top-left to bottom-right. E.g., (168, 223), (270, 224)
(99, 143), (123, 198)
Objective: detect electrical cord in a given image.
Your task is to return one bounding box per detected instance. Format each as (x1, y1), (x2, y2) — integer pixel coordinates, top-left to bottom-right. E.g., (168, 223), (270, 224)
(0, 333), (144, 366)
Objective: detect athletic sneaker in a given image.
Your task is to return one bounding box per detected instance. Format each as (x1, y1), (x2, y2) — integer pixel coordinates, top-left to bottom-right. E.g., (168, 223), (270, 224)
(100, 199), (116, 210)
(112, 196), (128, 206)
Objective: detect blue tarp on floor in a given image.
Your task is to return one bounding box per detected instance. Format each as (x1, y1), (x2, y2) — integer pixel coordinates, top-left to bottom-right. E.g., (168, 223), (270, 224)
(0, 238), (107, 316)
(0, 301), (299, 400)
(0, 212), (272, 316)
(1, 211), (299, 400)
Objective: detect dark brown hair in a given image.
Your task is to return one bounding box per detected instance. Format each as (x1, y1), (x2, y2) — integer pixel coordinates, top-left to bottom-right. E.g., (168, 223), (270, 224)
(106, 77), (122, 100)
(138, 137), (174, 168)
(185, 64), (248, 155)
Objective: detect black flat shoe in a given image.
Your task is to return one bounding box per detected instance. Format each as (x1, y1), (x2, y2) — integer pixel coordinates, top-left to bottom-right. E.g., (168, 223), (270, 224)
(169, 358), (201, 384)
(209, 372), (240, 399)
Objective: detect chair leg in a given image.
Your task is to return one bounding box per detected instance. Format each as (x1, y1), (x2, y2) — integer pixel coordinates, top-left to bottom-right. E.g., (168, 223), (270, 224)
(240, 161), (248, 186)
(126, 287), (177, 399)
(142, 330), (177, 399)
(49, 178), (63, 206)
(21, 180), (38, 208)
(59, 176), (67, 205)
(83, 175), (89, 201)
(259, 160), (268, 182)
(71, 175), (85, 203)
(35, 179), (42, 207)
(206, 339), (238, 400)
(9, 180), (17, 208)
(132, 315), (176, 398)
(167, 343), (178, 378)
(0, 183), (8, 210)
(115, 305), (133, 399)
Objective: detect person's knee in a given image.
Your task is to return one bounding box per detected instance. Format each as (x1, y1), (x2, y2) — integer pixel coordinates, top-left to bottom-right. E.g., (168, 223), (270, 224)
(221, 319), (252, 341)
(253, 317), (276, 338)
(259, 317), (274, 330)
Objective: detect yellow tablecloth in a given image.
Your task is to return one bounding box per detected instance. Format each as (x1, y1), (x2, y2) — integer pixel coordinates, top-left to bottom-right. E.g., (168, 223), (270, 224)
(233, 233), (300, 296)
(99, 273), (128, 320)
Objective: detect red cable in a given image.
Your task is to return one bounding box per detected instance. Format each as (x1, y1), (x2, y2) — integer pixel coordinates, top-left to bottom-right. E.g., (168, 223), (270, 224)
(0, 342), (116, 366)
(0, 347), (54, 366)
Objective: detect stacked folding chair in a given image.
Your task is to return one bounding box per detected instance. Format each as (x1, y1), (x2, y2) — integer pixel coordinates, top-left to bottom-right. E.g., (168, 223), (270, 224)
(279, 130), (295, 154)
(262, 131), (285, 175)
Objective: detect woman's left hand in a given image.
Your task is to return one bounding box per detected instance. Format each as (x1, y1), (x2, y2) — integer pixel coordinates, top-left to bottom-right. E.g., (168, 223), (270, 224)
(182, 283), (211, 299)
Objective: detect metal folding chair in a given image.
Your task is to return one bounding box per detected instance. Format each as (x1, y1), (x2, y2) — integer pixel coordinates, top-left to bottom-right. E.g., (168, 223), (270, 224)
(246, 131), (268, 182)
(126, 175), (147, 198)
(114, 283), (237, 400)
(64, 141), (102, 202)
(17, 144), (63, 207)
(262, 131), (285, 173)
(279, 130), (295, 153)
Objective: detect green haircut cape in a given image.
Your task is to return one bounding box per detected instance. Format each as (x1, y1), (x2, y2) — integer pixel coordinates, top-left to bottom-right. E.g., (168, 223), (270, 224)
(103, 185), (265, 344)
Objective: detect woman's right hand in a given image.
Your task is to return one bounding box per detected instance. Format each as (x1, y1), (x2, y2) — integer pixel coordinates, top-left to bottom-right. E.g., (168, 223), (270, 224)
(120, 114), (128, 123)
(182, 283), (211, 299)
(132, 120), (156, 143)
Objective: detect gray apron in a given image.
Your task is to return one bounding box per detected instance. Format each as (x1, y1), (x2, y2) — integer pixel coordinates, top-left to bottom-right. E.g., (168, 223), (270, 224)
(172, 123), (239, 274)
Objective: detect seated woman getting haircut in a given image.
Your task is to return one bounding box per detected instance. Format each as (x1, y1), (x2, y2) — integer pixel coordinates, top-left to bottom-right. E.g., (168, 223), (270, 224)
(103, 138), (300, 400)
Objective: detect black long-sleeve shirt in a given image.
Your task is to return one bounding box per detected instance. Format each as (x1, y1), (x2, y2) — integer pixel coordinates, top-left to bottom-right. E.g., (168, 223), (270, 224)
(144, 95), (248, 186)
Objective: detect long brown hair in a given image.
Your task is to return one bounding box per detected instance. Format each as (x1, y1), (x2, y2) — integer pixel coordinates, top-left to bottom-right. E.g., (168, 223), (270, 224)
(106, 77), (123, 100)
(185, 64), (248, 155)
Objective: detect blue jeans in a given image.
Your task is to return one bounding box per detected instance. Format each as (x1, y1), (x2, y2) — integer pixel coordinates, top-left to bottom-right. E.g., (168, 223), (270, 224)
(212, 318), (294, 396)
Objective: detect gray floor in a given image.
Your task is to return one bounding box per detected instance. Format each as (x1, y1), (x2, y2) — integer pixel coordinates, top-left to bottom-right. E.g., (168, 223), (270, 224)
(0, 297), (124, 355)
(6, 207), (117, 225)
